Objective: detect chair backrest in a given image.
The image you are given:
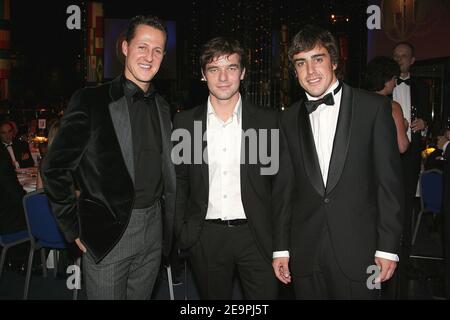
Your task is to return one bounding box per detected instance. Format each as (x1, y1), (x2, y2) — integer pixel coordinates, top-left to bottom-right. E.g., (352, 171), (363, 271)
(419, 169), (443, 213)
(23, 190), (66, 248)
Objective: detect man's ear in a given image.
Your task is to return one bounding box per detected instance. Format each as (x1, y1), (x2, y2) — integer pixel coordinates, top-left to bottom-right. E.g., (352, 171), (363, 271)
(240, 68), (246, 80)
(122, 40), (128, 57)
(411, 57), (416, 66)
(332, 63), (337, 71)
(201, 70), (206, 81)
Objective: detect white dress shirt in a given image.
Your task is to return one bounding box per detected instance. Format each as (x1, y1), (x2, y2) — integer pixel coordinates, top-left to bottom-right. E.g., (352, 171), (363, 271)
(205, 95), (247, 221)
(273, 81), (399, 262)
(393, 76), (412, 141)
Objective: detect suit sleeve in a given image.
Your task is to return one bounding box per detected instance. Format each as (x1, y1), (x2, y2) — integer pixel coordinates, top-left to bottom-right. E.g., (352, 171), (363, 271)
(173, 113), (190, 242)
(373, 98), (404, 254)
(272, 113), (294, 252)
(41, 89), (91, 242)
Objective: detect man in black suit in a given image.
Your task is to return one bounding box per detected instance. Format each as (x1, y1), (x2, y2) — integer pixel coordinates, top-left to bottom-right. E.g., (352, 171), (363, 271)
(0, 145), (26, 235)
(392, 42), (430, 298)
(272, 25), (403, 299)
(437, 131), (450, 298)
(173, 37), (289, 299)
(41, 15), (175, 300)
(0, 121), (34, 168)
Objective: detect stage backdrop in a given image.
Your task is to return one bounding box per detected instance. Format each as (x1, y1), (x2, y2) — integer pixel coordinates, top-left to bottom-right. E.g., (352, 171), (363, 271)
(367, 0), (450, 61)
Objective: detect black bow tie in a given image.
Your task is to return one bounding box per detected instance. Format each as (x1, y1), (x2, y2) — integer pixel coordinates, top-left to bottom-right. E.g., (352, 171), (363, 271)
(396, 78), (411, 86)
(304, 82), (342, 114)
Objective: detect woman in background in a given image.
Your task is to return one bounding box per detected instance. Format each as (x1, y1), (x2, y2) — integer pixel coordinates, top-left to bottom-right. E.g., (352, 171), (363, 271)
(36, 120), (60, 189)
(365, 56), (410, 153)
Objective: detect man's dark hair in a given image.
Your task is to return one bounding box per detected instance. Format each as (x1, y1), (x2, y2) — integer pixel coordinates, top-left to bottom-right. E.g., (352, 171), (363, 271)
(364, 56), (400, 92)
(288, 24), (340, 67)
(125, 15), (167, 44)
(200, 37), (247, 72)
(393, 41), (415, 57)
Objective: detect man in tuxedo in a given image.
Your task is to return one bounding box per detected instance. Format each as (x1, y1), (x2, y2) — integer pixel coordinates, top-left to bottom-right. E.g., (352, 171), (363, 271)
(173, 37), (289, 299)
(272, 25), (404, 299)
(41, 15), (175, 300)
(0, 121), (34, 168)
(437, 131), (450, 298)
(0, 145), (27, 235)
(392, 42), (430, 298)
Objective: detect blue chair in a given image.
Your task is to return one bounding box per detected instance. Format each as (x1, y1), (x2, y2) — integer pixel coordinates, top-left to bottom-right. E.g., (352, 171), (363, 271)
(411, 169), (444, 248)
(22, 189), (81, 299)
(0, 230), (32, 279)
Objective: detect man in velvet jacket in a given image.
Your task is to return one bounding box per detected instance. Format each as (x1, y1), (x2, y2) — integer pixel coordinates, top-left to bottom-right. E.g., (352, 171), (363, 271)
(41, 15), (175, 300)
(272, 25), (404, 299)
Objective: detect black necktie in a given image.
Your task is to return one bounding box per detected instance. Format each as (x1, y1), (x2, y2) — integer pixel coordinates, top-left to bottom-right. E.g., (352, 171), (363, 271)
(396, 78), (411, 86)
(305, 82), (342, 114)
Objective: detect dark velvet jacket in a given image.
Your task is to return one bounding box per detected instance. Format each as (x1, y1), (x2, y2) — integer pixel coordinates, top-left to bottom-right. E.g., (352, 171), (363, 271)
(278, 83), (404, 281)
(41, 76), (175, 263)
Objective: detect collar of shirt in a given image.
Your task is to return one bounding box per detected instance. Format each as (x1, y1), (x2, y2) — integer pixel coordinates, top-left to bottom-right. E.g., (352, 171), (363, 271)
(207, 94), (242, 126)
(122, 75), (156, 101)
(2, 142), (12, 147)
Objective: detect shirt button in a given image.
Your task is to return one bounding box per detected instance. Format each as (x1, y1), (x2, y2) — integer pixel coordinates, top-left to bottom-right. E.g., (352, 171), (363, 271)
(324, 198), (330, 204)
(223, 195), (227, 199)
(223, 171), (227, 175)
(222, 148), (226, 152)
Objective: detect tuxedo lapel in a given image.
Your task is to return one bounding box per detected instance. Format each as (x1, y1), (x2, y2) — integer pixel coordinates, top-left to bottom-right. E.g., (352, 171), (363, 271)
(155, 95), (176, 192)
(108, 92), (135, 185)
(326, 83), (353, 194)
(194, 104), (209, 191)
(298, 100), (325, 196)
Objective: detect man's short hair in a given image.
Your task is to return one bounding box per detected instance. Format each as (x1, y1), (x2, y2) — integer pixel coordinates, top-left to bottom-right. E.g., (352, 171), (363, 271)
(125, 15), (167, 45)
(364, 56), (400, 92)
(393, 42), (415, 57)
(288, 24), (340, 67)
(200, 37), (247, 72)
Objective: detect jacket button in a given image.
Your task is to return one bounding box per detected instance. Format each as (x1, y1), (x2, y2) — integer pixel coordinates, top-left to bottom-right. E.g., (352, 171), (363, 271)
(324, 198), (330, 204)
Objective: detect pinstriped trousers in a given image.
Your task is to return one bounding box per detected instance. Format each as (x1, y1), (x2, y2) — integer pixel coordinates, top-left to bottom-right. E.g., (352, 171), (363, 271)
(82, 202), (162, 300)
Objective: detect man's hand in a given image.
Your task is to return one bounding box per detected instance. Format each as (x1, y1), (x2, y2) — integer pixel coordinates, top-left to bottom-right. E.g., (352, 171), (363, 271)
(374, 257), (397, 283)
(75, 238), (87, 253)
(272, 257), (291, 284)
(437, 136), (449, 150)
(411, 118), (426, 133)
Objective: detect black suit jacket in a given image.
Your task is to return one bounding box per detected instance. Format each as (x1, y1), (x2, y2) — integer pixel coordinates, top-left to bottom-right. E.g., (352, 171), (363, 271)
(41, 76), (176, 263)
(278, 83), (404, 281)
(2, 139), (35, 168)
(0, 146), (26, 234)
(173, 101), (290, 263)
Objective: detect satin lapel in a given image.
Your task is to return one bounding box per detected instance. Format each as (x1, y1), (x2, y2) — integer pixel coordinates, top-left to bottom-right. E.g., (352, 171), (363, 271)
(298, 100), (325, 196)
(155, 95), (176, 192)
(108, 96), (135, 184)
(194, 104), (209, 191)
(326, 83), (353, 194)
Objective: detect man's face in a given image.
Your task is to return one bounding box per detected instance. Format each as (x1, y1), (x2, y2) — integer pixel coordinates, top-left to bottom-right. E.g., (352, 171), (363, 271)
(393, 44), (415, 74)
(202, 53), (245, 103)
(122, 24), (166, 91)
(0, 123), (14, 144)
(292, 44), (337, 98)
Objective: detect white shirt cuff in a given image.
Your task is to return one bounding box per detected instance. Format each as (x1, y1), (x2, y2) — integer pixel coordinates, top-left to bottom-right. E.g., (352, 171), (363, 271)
(273, 251), (290, 258)
(375, 250), (399, 262)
